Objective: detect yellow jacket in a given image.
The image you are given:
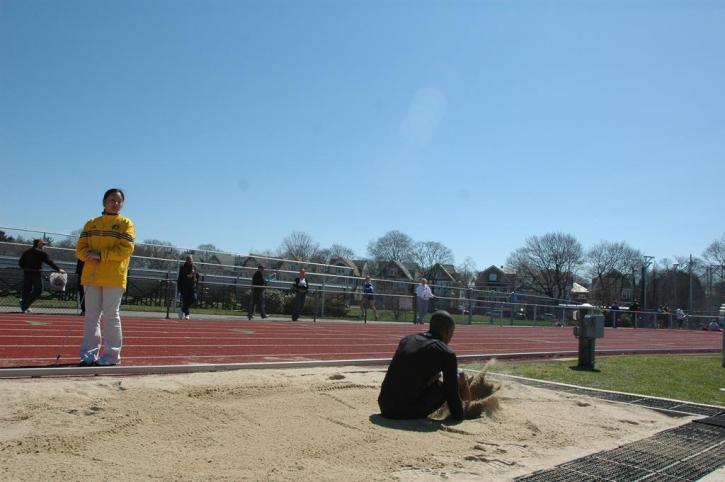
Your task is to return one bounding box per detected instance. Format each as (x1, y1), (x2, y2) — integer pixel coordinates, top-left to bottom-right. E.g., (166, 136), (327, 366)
(76, 213), (135, 289)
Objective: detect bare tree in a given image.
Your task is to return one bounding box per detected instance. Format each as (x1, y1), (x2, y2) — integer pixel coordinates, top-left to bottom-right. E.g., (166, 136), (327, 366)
(279, 231), (319, 261)
(314, 244), (356, 264)
(703, 234), (725, 266)
(586, 241), (642, 304)
(134, 239), (180, 270)
(674, 255), (706, 277)
(456, 256), (478, 287)
(410, 241), (454, 279)
(507, 232), (584, 300)
(367, 230), (413, 263)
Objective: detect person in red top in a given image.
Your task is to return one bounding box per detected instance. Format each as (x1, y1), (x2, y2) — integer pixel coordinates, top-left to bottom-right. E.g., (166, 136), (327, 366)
(378, 310), (470, 421)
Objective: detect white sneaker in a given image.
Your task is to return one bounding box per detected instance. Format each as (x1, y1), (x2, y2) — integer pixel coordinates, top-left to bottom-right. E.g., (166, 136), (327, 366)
(177, 309), (183, 320)
(23, 308), (32, 314)
(184, 315), (190, 320)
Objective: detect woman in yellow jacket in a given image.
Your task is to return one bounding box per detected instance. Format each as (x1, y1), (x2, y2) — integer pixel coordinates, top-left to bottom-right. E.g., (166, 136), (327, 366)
(76, 188), (135, 366)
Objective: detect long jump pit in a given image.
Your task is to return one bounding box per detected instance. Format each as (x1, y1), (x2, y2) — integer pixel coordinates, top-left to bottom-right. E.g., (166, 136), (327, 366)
(1, 363), (722, 481)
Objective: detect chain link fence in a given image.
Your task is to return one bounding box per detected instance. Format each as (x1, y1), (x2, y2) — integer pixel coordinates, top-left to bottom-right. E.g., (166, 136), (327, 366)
(0, 227), (721, 330)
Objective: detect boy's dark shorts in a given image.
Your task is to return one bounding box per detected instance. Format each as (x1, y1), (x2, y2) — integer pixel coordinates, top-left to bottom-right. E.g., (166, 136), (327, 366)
(379, 380), (446, 419)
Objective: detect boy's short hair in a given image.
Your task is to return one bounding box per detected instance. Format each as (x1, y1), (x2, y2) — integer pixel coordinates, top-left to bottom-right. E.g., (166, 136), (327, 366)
(429, 310), (455, 337)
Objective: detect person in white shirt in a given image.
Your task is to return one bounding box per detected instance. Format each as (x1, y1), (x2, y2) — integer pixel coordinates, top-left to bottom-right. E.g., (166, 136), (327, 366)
(675, 308), (687, 329)
(415, 278), (434, 325)
(291, 269), (309, 321)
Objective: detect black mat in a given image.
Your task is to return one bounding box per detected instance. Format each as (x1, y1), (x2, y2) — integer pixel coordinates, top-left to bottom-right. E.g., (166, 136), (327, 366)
(693, 412), (725, 428)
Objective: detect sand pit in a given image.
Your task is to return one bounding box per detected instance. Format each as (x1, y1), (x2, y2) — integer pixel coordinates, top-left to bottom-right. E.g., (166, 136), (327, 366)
(0, 366), (693, 481)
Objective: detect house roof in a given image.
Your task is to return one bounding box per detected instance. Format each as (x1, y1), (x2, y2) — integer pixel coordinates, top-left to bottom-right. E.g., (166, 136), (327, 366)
(329, 257), (360, 277)
(571, 282), (590, 294)
(431, 263), (456, 282)
(380, 260), (414, 281)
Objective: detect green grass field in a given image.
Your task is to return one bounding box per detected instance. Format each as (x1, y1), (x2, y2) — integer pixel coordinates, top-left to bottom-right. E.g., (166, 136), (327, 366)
(469, 354), (725, 406)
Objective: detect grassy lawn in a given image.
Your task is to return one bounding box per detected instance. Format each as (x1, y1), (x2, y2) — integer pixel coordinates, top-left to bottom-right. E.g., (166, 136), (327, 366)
(469, 354), (725, 406)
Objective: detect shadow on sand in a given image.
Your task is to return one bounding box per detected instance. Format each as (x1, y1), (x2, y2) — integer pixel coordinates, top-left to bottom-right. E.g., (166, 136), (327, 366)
(368, 414), (460, 432)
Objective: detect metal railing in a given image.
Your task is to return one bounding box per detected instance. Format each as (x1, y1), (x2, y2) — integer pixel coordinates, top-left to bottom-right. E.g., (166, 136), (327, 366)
(1, 227), (722, 329)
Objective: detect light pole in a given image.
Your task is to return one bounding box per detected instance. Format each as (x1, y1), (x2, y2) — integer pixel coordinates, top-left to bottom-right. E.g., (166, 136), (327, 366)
(706, 264), (723, 311)
(672, 263), (679, 309)
(642, 256), (654, 310)
(688, 254), (693, 312)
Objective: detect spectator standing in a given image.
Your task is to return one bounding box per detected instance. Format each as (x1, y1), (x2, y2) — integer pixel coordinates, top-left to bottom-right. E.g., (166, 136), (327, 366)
(18, 239), (65, 313)
(609, 300), (620, 327)
(361, 276), (378, 321)
(291, 269), (309, 321)
(76, 188), (135, 366)
(675, 308), (687, 329)
(248, 265), (268, 320)
(415, 278), (435, 325)
(629, 299), (641, 327)
(177, 255), (199, 320)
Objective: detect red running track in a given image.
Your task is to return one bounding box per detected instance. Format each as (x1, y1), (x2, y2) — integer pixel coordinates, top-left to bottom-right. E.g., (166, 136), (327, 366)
(0, 313), (722, 368)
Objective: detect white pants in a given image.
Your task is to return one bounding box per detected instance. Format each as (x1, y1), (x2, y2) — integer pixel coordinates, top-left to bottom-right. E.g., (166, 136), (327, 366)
(80, 286), (124, 365)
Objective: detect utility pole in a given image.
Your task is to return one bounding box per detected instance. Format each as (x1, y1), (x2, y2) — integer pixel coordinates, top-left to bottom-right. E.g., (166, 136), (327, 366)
(673, 263), (679, 309)
(642, 256), (654, 310)
(688, 254), (693, 312)
(653, 262), (657, 308)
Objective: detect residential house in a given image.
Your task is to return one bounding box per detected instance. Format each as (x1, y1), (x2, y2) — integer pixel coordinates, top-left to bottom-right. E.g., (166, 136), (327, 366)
(589, 271), (635, 304)
(475, 265), (516, 293)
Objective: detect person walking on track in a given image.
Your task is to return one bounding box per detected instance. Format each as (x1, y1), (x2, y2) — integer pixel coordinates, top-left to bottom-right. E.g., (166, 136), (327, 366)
(18, 238), (65, 313)
(361, 276), (378, 321)
(248, 265), (268, 319)
(177, 255), (199, 320)
(291, 269), (309, 321)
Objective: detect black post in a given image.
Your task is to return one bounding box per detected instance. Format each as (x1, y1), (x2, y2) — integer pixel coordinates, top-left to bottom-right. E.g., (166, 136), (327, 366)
(165, 272), (171, 319)
(313, 288), (318, 323)
(467, 289), (473, 325)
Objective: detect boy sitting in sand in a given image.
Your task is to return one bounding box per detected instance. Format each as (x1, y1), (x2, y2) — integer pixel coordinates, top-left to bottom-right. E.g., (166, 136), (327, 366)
(378, 310), (471, 421)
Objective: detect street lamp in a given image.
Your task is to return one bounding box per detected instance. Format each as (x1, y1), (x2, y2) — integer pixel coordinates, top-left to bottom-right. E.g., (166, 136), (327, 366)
(642, 256), (654, 310)
(672, 263), (679, 309)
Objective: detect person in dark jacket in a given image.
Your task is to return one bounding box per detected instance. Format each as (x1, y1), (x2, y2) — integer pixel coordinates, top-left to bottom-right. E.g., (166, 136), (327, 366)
(291, 269), (309, 321)
(378, 310), (469, 421)
(248, 265), (268, 320)
(18, 239), (65, 313)
(177, 255), (199, 320)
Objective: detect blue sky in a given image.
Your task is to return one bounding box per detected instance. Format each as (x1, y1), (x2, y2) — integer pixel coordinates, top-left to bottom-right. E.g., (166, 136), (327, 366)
(1, 0), (723, 269)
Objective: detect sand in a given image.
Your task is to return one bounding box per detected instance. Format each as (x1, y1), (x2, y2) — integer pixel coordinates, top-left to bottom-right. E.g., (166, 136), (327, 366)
(0, 366), (694, 481)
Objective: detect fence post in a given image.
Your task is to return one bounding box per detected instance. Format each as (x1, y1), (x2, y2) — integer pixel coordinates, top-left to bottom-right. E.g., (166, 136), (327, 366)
(533, 304), (537, 327)
(467, 289), (472, 325)
(165, 271), (171, 319)
(313, 288), (319, 323)
(320, 281), (326, 318)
